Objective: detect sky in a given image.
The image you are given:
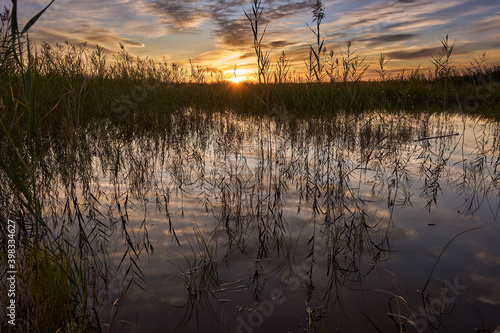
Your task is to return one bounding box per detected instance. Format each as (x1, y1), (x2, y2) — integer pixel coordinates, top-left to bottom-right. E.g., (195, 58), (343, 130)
(5, 0), (500, 80)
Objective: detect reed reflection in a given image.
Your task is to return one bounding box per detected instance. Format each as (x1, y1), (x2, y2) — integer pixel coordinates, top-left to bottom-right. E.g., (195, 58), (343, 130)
(1, 110), (499, 331)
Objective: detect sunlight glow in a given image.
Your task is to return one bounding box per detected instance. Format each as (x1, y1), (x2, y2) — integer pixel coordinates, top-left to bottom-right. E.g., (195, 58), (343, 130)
(227, 76), (247, 84)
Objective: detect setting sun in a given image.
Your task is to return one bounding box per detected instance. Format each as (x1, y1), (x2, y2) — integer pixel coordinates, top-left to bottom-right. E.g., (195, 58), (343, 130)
(227, 76), (247, 84)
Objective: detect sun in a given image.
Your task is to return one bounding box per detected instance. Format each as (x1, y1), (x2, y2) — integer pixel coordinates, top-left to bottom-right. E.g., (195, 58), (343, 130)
(227, 76), (247, 84)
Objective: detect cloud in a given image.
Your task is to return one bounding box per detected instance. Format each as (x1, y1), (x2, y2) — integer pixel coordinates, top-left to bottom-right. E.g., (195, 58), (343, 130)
(476, 251), (500, 266)
(150, 0), (212, 32)
(151, 0), (315, 55)
(239, 51), (256, 60)
(32, 25), (144, 53)
(265, 1), (312, 20)
(361, 33), (418, 46)
(467, 13), (500, 34)
(212, 17), (251, 48)
(191, 47), (255, 72)
(335, 0), (428, 28)
(333, 0), (466, 39)
(385, 39), (492, 60)
(470, 273), (500, 306)
(19, 0), (500, 76)
(25, 0), (169, 45)
(211, 0), (314, 50)
(387, 47), (441, 60)
(267, 40), (299, 48)
(68, 24), (144, 48)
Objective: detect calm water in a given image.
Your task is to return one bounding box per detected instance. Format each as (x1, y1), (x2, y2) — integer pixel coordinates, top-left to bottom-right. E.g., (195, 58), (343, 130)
(18, 110), (500, 332)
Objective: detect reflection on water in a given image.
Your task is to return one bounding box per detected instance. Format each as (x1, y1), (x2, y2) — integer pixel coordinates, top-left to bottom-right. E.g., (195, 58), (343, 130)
(2, 110), (500, 332)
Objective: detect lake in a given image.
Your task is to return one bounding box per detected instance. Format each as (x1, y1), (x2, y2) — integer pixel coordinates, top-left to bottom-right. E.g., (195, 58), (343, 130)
(9, 110), (500, 332)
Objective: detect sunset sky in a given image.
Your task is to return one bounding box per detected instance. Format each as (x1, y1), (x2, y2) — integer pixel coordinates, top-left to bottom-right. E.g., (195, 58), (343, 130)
(7, 0), (500, 80)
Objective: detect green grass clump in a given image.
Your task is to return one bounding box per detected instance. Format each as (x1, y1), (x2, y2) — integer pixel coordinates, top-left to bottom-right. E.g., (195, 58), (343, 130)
(0, 241), (93, 333)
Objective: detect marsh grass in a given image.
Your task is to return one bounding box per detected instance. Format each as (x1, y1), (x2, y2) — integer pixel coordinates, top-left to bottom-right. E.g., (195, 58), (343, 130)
(245, 0), (271, 86)
(4, 242), (91, 332)
(1, 2), (498, 146)
(0, 2), (132, 331)
(1, 38), (498, 144)
(306, 0), (326, 82)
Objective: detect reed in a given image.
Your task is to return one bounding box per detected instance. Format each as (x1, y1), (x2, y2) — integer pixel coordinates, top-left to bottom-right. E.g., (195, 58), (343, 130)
(244, 0), (271, 85)
(306, 0), (326, 82)
(1, 2), (116, 331)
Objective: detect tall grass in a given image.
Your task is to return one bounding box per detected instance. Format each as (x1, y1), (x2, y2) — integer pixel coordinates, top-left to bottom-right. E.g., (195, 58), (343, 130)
(306, 0), (326, 82)
(0, 1), (496, 145)
(245, 0), (271, 85)
(0, 2), (106, 331)
(0, 30), (498, 142)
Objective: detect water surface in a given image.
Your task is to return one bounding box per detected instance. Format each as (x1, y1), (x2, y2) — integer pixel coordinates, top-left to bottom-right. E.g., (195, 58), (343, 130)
(16, 110), (500, 332)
